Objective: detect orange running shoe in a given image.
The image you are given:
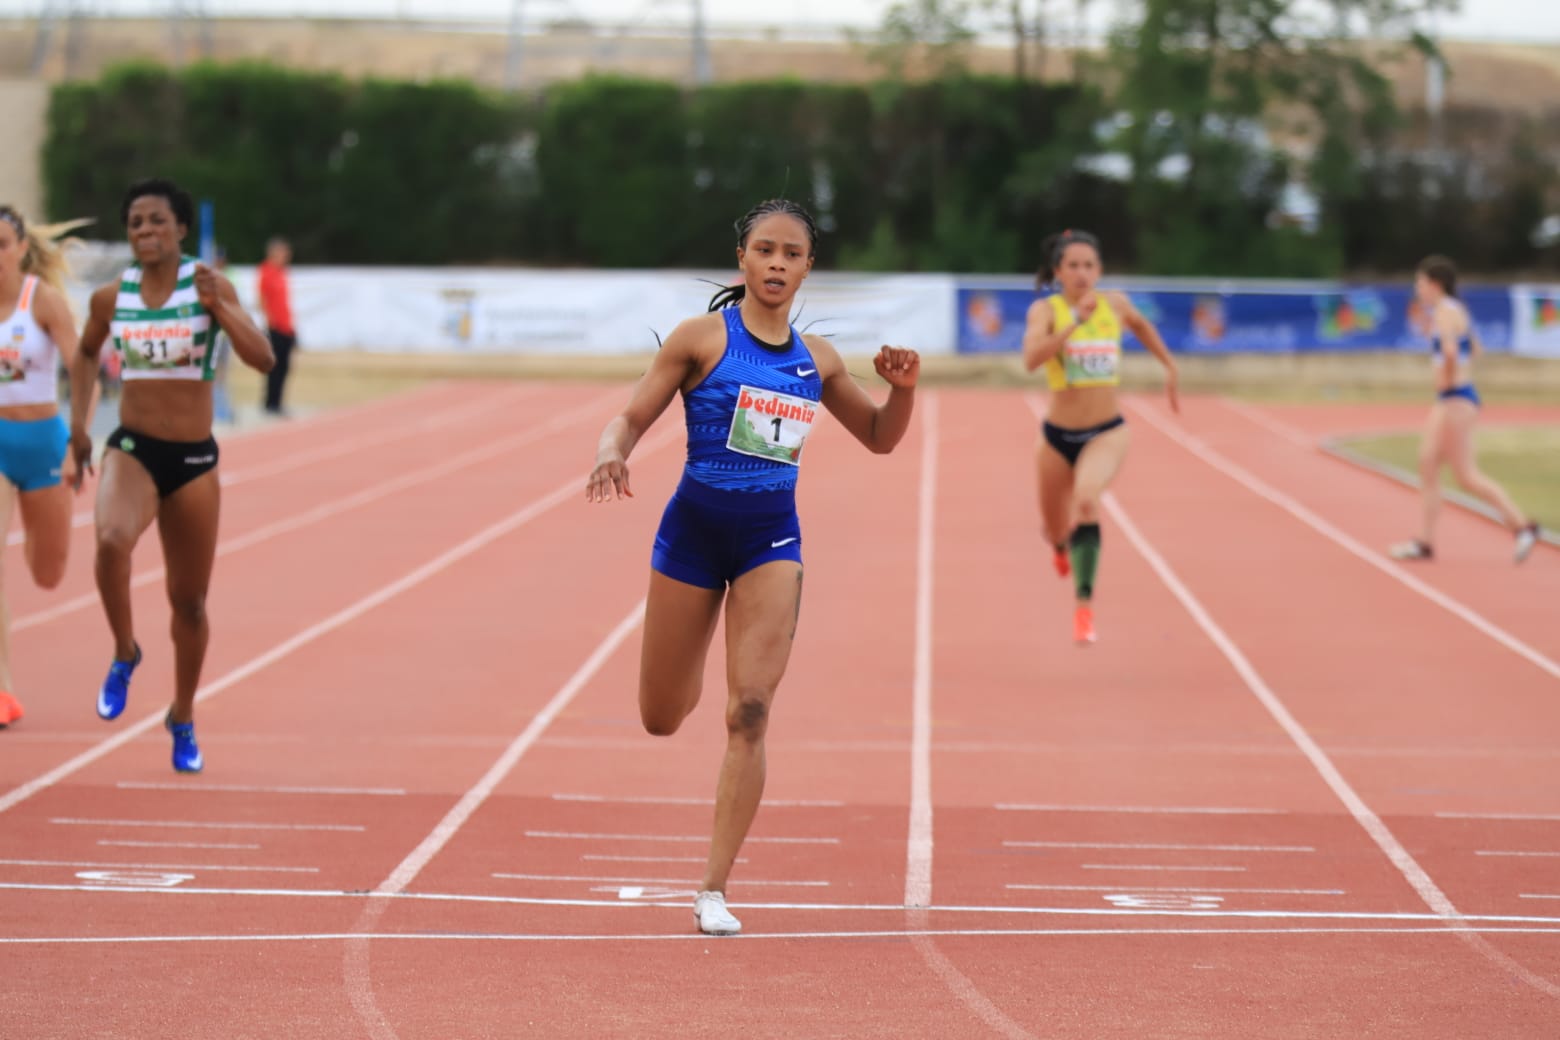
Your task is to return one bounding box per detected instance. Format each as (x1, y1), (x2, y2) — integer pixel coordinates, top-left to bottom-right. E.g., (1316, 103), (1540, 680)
(0, 691), (24, 726)
(1073, 605), (1097, 645)
(1053, 546), (1071, 578)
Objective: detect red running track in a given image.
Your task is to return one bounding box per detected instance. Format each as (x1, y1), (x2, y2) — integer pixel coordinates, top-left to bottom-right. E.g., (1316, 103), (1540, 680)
(1, 382), (1557, 1039)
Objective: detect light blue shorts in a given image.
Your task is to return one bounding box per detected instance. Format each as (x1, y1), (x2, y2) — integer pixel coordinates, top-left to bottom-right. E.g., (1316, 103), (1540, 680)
(0, 414), (69, 492)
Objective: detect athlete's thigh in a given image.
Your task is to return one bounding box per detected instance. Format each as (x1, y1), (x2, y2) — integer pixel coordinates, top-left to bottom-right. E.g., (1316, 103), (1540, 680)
(95, 449), (160, 548)
(1441, 400), (1481, 475)
(640, 569), (724, 719)
(1036, 437), (1074, 536)
(156, 470), (221, 603)
(1072, 423), (1131, 499)
(17, 482), (73, 583)
(1419, 403), (1451, 466)
(723, 559), (803, 697)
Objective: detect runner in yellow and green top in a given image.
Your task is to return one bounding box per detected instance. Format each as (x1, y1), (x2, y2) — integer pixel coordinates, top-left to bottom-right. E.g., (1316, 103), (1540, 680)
(1021, 229), (1179, 645)
(69, 179), (275, 773)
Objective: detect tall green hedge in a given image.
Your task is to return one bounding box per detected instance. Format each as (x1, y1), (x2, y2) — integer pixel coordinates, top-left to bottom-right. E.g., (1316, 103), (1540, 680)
(43, 61), (1555, 276)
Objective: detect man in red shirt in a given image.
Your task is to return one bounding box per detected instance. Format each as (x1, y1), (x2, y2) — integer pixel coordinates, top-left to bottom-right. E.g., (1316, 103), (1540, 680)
(257, 236), (296, 416)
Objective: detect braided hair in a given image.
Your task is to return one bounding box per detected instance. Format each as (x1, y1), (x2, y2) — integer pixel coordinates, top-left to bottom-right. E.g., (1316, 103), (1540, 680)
(707, 198), (820, 312)
(1035, 228), (1101, 292)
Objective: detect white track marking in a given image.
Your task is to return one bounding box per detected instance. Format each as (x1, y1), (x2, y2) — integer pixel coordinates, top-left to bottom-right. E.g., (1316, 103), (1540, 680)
(522, 831), (840, 845)
(346, 601), (646, 1040)
(12, 391), (613, 633)
(905, 392), (937, 909)
(3, 384), (515, 547)
(372, 602), (646, 898)
(581, 855), (747, 865)
(1128, 399), (1560, 682)
(1008, 884), (1344, 895)
(997, 803), (1288, 815)
(1080, 864), (1247, 872)
(115, 782), (405, 796)
(1106, 486), (1560, 1000)
(98, 841), (260, 851)
(1006, 841), (1313, 853)
(0, 858), (316, 873)
(492, 873), (828, 887)
(1522, 894), (1560, 901)
(11, 880), (1560, 926)
(12, 925), (1560, 947)
(1216, 397), (1318, 449)
(0, 432), (674, 820)
(1478, 851), (1560, 858)
(551, 793), (844, 808)
(1439, 812), (1560, 822)
(51, 818), (363, 832)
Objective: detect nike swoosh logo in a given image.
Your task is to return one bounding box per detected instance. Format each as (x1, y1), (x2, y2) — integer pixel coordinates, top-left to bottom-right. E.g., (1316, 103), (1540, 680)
(796, 367), (816, 377)
(771, 537), (798, 548)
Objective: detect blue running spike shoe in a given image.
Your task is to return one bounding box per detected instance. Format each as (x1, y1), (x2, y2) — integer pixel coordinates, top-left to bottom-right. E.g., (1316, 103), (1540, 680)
(96, 644), (142, 721)
(165, 710), (203, 773)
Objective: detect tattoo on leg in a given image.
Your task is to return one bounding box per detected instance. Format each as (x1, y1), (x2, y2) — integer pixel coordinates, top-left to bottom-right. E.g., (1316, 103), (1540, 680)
(791, 570), (803, 639)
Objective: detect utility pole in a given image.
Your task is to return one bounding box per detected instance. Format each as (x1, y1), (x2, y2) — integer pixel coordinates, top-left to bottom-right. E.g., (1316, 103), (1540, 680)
(691, 0), (713, 86)
(506, 0), (526, 90)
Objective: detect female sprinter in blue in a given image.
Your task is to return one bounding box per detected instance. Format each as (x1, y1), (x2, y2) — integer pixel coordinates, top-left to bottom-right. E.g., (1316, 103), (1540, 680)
(0, 206), (85, 727)
(1022, 229), (1178, 645)
(69, 179), (275, 772)
(586, 199), (920, 936)
(1389, 255), (1540, 563)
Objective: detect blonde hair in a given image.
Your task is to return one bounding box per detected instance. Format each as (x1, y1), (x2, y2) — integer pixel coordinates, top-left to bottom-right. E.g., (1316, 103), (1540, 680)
(1, 205), (92, 296)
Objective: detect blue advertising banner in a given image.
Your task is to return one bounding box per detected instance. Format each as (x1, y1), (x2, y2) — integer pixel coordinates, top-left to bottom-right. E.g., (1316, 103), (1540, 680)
(956, 282), (1514, 356)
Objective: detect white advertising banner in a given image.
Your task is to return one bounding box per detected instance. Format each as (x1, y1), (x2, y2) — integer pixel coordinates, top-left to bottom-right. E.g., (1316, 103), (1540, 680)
(224, 266), (959, 357)
(1510, 285), (1560, 358)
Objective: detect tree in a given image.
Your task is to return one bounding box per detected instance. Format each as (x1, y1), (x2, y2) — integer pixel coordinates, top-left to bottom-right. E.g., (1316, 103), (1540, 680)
(1102, 0), (1458, 274)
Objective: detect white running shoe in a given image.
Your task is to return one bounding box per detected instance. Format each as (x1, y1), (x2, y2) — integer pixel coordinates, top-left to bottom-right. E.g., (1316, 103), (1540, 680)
(1389, 539), (1433, 561)
(694, 890), (741, 936)
(1515, 524), (1540, 564)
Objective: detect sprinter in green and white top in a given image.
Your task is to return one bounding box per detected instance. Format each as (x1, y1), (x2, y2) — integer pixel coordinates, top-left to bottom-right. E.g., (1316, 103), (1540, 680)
(111, 257), (219, 381)
(69, 178), (274, 774)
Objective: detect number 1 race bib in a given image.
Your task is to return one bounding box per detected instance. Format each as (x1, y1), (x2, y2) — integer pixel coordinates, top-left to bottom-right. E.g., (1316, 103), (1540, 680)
(726, 385), (818, 466)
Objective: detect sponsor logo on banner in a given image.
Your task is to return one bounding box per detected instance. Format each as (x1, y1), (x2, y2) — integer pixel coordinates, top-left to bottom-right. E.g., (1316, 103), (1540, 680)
(1315, 291), (1386, 341)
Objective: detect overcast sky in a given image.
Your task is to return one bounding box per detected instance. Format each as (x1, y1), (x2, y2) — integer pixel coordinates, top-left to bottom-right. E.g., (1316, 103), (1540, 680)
(5, 0), (1559, 42)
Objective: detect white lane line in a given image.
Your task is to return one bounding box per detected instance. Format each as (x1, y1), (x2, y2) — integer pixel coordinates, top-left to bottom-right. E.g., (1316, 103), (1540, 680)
(0, 858), (317, 873)
(115, 782), (406, 796)
(1008, 884), (1345, 895)
(4, 384), (513, 547)
(1006, 841), (1314, 853)
(523, 831), (841, 845)
(15, 881), (1560, 926)
(98, 840), (261, 851)
(583, 860), (745, 866)
(997, 803), (1288, 815)
(1128, 398), (1560, 683)
(550, 793), (844, 808)
(0, 430), (674, 819)
(1104, 487), (1560, 1001)
(1522, 894), (1560, 900)
(1438, 812), (1560, 822)
(1479, 851), (1560, 858)
(1216, 397), (1318, 450)
(1080, 864), (1249, 873)
(51, 818), (362, 832)
(905, 391), (938, 909)
(346, 600), (648, 1040)
(12, 390), (613, 633)
(492, 873), (829, 887)
(371, 602), (646, 898)
(1102, 489), (1461, 917)
(13, 924), (1560, 946)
